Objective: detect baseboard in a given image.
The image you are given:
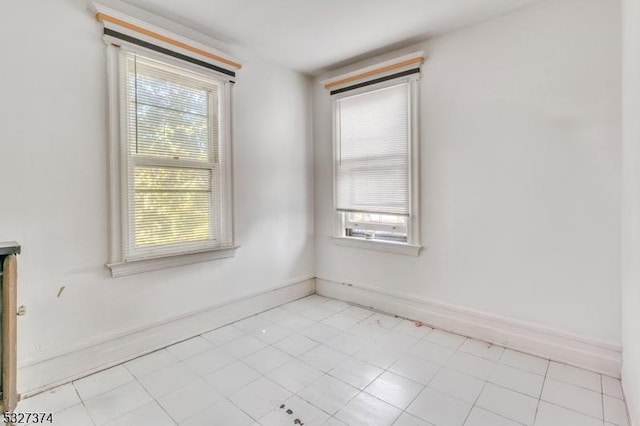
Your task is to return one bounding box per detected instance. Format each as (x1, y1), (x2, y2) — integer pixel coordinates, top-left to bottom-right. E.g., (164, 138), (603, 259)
(622, 365), (639, 426)
(316, 277), (621, 377)
(18, 276), (315, 398)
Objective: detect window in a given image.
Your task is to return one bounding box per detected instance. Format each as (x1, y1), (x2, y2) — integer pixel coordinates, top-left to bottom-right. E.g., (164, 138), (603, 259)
(106, 49), (236, 275)
(94, 6), (242, 276)
(330, 64), (421, 255)
(122, 52), (232, 254)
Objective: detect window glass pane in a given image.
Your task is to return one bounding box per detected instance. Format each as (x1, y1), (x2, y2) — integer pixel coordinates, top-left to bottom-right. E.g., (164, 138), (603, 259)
(345, 212), (407, 243)
(136, 71), (209, 116)
(135, 104), (210, 161)
(133, 166), (212, 247)
(347, 212), (407, 225)
(126, 56), (220, 162)
(119, 51), (232, 256)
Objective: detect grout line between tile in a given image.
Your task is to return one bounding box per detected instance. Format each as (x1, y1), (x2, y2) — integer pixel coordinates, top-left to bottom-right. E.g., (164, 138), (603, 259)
(70, 383), (97, 426)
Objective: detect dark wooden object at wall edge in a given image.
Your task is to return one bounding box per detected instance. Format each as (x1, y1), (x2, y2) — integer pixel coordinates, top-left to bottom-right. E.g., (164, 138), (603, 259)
(0, 241), (20, 418)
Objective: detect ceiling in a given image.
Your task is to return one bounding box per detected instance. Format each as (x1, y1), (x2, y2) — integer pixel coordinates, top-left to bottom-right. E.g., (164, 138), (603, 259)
(123, 0), (541, 75)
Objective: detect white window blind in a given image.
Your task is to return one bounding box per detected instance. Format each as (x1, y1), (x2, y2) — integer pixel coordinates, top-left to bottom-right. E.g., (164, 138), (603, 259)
(335, 82), (410, 216)
(122, 52), (231, 257)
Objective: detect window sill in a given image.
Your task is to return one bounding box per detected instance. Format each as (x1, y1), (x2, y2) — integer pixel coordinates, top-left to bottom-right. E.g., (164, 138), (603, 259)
(107, 245), (239, 277)
(331, 236), (421, 256)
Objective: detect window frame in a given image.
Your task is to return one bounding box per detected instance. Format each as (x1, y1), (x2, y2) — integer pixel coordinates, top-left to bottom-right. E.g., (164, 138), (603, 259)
(331, 75), (421, 256)
(105, 44), (238, 277)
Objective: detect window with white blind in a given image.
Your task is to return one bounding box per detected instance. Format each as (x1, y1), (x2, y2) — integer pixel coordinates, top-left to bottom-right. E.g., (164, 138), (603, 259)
(105, 47), (237, 276)
(332, 77), (420, 254)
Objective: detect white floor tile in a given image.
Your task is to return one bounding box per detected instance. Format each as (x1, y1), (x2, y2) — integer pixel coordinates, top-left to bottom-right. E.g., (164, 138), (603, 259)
(365, 312), (403, 329)
(330, 357), (384, 389)
(306, 294), (333, 305)
(324, 417), (348, 425)
(268, 359), (324, 393)
(393, 412), (433, 426)
(156, 379), (221, 423)
(365, 371), (424, 409)
(18, 383), (81, 414)
(458, 339), (504, 362)
(389, 354), (441, 385)
(180, 398), (254, 426)
(319, 299), (352, 313)
(349, 322), (389, 340)
(204, 361), (261, 396)
(376, 331), (421, 352)
(408, 340), (456, 365)
(233, 315), (271, 333)
(604, 394), (630, 426)
(282, 298), (317, 313)
(201, 325), (245, 346)
(274, 333), (320, 356)
(51, 403), (96, 426)
(300, 306), (337, 321)
(243, 346), (294, 374)
(260, 395), (329, 426)
(391, 320), (433, 338)
(184, 347), (235, 376)
(84, 381), (153, 425)
(276, 312), (317, 331)
(534, 401), (603, 426)
(105, 401), (175, 426)
(540, 377), (603, 419)
(325, 332), (372, 355)
(464, 407), (521, 426)
(229, 377), (292, 419)
(341, 306), (375, 321)
(546, 361), (601, 392)
(446, 351), (496, 380)
(355, 342), (405, 369)
(166, 337), (214, 361)
(138, 363), (198, 399)
(298, 374), (359, 415)
(74, 365), (135, 401)
(335, 392), (402, 426)
(322, 313), (362, 330)
(252, 323), (293, 344)
(423, 329), (466, 349)
(498, 349), (548, 376)
(125, 350), (178, 379)
(476, 383), (538, 425)
(254, 307), (293, 323)
(489, 364), (544, 398)
(302, 323), (343, 344)
(602, 376), (624, 399)
(221, 335), (267, 359)
(428, 368), (485, 403)
(407, 387), (472, 426)
(300, 344), (349, 372)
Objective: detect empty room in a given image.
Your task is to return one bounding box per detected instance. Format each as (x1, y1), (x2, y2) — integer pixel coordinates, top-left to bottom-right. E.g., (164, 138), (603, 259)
(0, 0), (638, 425)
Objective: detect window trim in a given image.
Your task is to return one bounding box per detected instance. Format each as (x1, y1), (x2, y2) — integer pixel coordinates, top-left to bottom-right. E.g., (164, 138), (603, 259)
(105, 44), (238, 277)
(331, 75), (421, 255)
(331, 236), (421, 256)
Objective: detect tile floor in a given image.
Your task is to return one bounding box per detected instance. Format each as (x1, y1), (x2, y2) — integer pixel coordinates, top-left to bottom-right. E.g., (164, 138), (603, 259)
(17, 295), (630, 426)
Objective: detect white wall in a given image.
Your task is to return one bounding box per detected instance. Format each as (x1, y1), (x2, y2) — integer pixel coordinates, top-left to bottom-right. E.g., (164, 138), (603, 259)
(315, 0), (621, 348)
(0, 0), (313, 383)
(622, 0), (640, 422)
